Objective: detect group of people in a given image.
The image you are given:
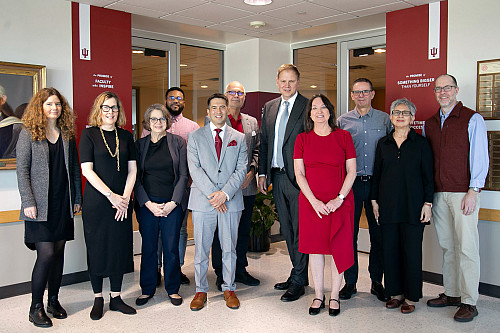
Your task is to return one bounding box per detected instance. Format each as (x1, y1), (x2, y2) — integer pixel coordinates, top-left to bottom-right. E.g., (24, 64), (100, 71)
(16, 64), (488, 328)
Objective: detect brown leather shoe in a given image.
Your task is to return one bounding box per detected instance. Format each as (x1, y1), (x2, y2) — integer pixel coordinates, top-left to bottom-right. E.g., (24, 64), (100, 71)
(427, 293), (461, 307)
(224, 290), (240, 309)
(190, 292), (207, 311)
(454, 303), (478, 322)
(386, 298), (404, 309)
(401, 301), (415, 314)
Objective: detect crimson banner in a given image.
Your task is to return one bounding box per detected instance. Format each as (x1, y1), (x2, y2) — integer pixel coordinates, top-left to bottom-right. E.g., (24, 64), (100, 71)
(386, 1), (447, 132)
(71, 2), (132, 140)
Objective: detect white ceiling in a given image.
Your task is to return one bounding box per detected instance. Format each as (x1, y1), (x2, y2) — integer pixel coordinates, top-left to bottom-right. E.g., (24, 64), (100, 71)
(72, 0), (435, 40)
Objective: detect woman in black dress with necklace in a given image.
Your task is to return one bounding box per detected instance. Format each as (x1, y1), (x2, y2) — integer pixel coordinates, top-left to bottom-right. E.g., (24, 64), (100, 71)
(80, 91), (137, 320)
(17, 87), (82, 328)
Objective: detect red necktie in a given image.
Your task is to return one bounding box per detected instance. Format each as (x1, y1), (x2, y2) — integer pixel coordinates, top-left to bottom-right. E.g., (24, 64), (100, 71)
(215, 128), (222, 161)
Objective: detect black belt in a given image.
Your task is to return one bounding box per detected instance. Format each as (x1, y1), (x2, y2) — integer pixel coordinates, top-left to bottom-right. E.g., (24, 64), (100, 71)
(271, 167), (286, 174)
(357, 175), (372, 182)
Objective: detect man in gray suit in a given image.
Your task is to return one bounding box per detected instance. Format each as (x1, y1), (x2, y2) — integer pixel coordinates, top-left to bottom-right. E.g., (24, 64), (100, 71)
(258, 64), (308, 302)
(208, 81), (261, 290)
(188, 93), (248, 311)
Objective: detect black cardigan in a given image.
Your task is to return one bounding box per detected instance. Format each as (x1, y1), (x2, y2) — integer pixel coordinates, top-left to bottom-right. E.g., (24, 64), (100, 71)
(371, 128), (434, 225)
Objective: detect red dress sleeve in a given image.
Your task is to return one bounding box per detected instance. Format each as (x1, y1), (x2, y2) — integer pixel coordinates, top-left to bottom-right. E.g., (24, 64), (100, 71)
(293, 132), (305, 159)
(343, 130), (356, 160)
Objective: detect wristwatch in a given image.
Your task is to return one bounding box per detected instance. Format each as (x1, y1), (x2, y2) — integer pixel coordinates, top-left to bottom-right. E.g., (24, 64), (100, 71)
(471, 187), (480, 193)
(338, 193), (345, 201)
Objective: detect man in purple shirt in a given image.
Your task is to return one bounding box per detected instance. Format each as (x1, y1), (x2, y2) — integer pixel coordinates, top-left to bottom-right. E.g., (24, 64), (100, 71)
(424, 74), (488, 322)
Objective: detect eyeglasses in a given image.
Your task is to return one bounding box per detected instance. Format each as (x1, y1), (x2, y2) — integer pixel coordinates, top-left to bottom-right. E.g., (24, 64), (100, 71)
(167, 96), (184, 101)
(150, 117), (167, 124)
(433, 85), (456, 93)
(352, 89), (373, 96)
(101, 105), (120, 113)
(227, 91), (244, 96)
(392, 110), (412, 117)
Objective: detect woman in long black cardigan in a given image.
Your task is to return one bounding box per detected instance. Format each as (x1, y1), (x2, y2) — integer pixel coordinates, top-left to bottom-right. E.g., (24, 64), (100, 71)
(371, 98), (434, 314)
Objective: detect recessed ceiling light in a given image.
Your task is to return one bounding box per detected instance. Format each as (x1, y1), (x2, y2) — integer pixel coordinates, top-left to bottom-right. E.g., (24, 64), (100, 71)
(310, 85), (317, 88)
(244, 0), (273, 6)
(201, 85), (208, 88)
(297, 11), (307, 15)
(132, 50), (144, 54)
(180, 64), (187, 67)
(374, 48), (386, 53)
(250, 21), (266, 29)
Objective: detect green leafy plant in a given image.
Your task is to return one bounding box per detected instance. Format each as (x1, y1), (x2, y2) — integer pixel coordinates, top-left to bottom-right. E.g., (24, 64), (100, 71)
(251, 190), (278, 237)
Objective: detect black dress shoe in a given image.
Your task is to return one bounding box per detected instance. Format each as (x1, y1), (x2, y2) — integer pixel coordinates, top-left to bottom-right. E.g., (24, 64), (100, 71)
(180, 271), (190, 285)
(216, 275), (223, 292)
(339, 284), (357, 300)
(371, 281), (390, 302)
(29, 303), (53, 328)
(109, 295), (137, 315)
(235, 271), (260, 286)
(281, 284), (305, 302)
(168, 294), (183, 306)
(274, 279), (290, 291)
(156, 270), (162, 287)
(329, 299), (340, 316)
(135, 294), (153, 306)
(309, 296), (325, 315)
(90, 297), (104, 320)
(47, 295), (67, 319)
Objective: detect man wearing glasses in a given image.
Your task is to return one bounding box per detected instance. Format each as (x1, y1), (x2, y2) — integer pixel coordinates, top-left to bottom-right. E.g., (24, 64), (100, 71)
(424, 74), (488, 322)
(337, 78), (392, 302)
(206, 81), (261, 291)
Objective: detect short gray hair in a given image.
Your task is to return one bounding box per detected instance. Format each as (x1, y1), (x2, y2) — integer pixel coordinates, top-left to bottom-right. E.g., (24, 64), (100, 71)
(142, 103), (172, 131)
(0, 85), (5, 97)
(390, 98), (416, 116)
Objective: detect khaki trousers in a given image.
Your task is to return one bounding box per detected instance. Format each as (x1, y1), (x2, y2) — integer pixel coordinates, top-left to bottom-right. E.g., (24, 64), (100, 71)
(432, 192), (480, 305)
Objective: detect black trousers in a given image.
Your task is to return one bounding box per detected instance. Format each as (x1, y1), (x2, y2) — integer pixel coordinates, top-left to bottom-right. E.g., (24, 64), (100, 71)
(272, 170), (308, 286)
(380, 223), (425, 302)
(212, 194), (256, 277)
(344, 178), (384, 285)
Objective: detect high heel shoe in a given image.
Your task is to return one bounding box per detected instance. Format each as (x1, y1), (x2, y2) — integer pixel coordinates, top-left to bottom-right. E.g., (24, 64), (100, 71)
(329, 298), (340, 316)
(308, 295), (325, 315)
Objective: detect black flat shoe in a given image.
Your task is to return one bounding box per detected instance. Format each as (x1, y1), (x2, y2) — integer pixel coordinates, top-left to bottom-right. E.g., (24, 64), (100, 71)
(109, 295), (136, 315)
(329, 299), (340, 316)
(371, 281), (390, 302)
(339, 284), (357, 300)
(90, 297), (104, 320)
(47, 295), (67, 319)
(235, 271), (260, 286)
(29, 303), (53, 328)
(135, 294), (153, 306)
(309, 296), (325, 315)
(168, 294), (183, 306)
(281, 284), (305, 302)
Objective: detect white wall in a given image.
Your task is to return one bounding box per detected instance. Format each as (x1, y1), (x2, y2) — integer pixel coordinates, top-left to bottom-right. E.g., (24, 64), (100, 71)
(421, 0), (500, 286)
(0, 0), (88, 288)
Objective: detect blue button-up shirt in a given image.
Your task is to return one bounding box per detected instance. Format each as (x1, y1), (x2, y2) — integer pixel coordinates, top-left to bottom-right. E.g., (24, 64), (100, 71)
(337, 107), (392, 176)
(422, 105), (489, 188)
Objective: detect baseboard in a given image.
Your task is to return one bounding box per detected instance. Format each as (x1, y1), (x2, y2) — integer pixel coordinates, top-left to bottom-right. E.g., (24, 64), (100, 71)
(0, 271), (90, 300)
(423, 270), (500, 299)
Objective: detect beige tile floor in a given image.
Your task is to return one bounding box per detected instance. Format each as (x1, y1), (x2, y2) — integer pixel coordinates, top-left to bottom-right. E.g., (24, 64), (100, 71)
(2, 241), (500, 332)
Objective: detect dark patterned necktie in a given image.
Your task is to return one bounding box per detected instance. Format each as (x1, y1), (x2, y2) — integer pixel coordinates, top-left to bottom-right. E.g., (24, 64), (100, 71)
(215, 128), (222, 160)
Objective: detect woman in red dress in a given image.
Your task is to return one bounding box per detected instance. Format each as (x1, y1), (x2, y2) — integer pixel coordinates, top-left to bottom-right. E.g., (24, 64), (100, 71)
(294, 94), (356, 316)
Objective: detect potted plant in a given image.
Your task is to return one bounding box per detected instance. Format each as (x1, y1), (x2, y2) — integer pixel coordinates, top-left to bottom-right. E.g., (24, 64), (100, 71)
(249, 190), (278, 252)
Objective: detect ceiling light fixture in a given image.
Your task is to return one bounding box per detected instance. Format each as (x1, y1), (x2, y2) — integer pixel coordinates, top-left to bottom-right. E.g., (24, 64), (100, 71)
(250, 21), (266, 29)
(310, 85), (317, 88)
(180, 64), (187, 67)
(132, 48), (144, 54)
(353, 47), (374, 57)
(374, 48), (386, 53)
(244, 0), (273, 6)
(201, 85), (208, 88)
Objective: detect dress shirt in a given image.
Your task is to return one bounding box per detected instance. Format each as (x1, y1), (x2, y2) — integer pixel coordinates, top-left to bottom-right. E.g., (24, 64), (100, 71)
(337, 107), (392, 176)
(209, 122), (229, 200)
(422, 104), (489, 188)
(168, 113), (200, 142)
(228, 113), (243, 133)
(272, 92), (297, 168)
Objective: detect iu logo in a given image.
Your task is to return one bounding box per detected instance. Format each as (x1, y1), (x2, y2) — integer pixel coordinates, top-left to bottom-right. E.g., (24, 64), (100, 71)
(430, 47), (438, 58)
(81, 48), (89, 59)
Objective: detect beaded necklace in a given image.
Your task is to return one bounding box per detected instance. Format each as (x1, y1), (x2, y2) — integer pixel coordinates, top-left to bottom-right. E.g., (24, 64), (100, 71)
(100, 127), (120, 171)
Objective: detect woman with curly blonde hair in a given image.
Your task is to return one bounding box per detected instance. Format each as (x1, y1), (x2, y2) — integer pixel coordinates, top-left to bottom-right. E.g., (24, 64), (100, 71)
(17, 87), (82, 328)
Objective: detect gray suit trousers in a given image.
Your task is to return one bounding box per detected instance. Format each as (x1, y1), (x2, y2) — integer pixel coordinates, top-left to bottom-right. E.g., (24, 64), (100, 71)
(193, 210), (241, 292)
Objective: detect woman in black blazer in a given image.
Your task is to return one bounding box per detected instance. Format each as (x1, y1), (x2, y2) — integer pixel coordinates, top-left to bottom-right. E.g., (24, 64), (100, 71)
(134, 103), (188, 306)
(371, 98), (434, 314)
(17, 87), (81, 328)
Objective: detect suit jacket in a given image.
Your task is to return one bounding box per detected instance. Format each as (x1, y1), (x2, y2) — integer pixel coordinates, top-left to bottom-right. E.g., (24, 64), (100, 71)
(16, 127), (82, 221)
(134, 132), (189, 211)
(258, 93), (308, 188)
(204, 113), (260, 196)
(187, 124), (247, 212)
